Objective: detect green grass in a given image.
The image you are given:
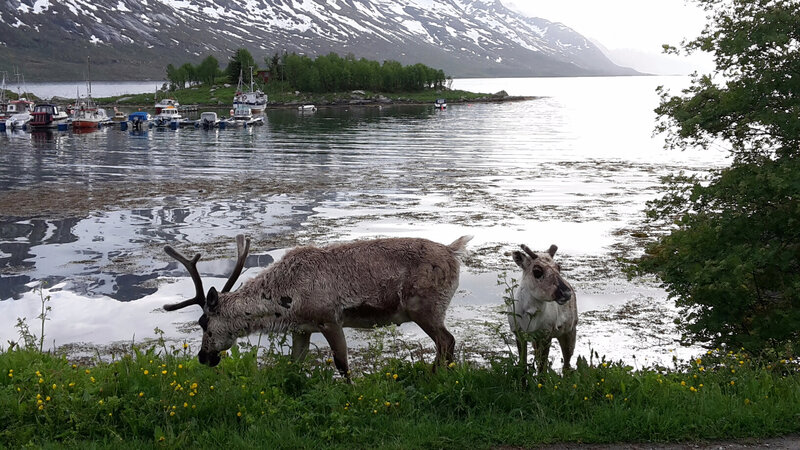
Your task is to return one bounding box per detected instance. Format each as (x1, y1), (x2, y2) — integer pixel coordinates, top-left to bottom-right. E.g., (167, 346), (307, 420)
(2, 342), (798, 448)
(96, 81), (495, 108)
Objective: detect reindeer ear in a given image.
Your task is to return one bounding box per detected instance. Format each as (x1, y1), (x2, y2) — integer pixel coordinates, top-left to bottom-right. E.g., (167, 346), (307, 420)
(512, 250), (529, 269)
(548, 245), (558, 257)
(206, 287), (220, 313)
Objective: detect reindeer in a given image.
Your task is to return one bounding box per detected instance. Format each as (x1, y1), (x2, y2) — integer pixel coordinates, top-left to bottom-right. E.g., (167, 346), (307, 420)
(163, 234), (473, 377)
(507, 244), (577, 373)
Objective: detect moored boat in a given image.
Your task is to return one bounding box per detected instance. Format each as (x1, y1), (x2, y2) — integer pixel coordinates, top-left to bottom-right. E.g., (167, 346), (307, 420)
(153, 104), (182, 127)
(5, 111), (32, 131)
(233, 67), (267, 113)
(111, 107), (127, 122)
(199, 111), (220, 129)
(228, 105), (263, 127)
(29, 103), (70, 129)
(154, 98), (180, 115)
(72, 57), (110, 130)
(72, 106), (110, 129)
(128, 111), (151, 131)
(298, 104), (317, 113)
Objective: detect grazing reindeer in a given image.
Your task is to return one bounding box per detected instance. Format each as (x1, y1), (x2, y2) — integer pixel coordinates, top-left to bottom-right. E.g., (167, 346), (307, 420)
(163, 234), (473, 377)
(507, 244), (577, 373)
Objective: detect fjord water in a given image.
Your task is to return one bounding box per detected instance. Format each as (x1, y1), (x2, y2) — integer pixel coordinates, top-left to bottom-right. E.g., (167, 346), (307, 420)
(0, 76), (726, 365)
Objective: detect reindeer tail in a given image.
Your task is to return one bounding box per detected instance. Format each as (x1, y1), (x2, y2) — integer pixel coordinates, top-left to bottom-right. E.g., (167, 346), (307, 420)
(448, 235), (474, 259)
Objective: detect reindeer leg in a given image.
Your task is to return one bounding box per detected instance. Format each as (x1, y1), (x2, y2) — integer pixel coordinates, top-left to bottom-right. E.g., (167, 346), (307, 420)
(558, 330), (577, 371)
(319, 323), (350, 379)
(415, 320), (455, 369)
(515, 331), (528, 373)
(533, 337), (551, 374)
(290, 330), (311, 363)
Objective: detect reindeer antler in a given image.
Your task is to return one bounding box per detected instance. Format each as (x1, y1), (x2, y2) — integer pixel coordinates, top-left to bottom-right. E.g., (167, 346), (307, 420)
(221, 234), (251, 293)
(163, 245), (206, 311)
(520, 244), (538, 260)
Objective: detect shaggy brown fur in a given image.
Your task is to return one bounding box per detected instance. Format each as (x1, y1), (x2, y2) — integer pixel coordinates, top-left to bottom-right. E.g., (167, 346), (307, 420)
(168, 235), (472, 376)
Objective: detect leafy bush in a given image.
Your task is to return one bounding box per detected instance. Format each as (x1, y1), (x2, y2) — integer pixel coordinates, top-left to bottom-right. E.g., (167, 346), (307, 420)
(633, 0), (800, 354)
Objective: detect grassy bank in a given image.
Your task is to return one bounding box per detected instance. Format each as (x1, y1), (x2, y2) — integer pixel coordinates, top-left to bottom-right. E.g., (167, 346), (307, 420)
(2, 341), (798, 448)
(96, 81), (508, 109)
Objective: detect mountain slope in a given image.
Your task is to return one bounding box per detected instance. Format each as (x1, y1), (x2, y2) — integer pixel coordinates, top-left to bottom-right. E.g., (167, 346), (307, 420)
(0, 0), (637, 81)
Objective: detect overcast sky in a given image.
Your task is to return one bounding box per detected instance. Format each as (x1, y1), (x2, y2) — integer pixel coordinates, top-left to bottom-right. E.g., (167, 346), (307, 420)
(504, 0), (714, 73)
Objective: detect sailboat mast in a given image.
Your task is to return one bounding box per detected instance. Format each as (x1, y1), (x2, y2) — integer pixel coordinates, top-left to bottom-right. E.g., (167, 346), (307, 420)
(86, 56), (92, 99)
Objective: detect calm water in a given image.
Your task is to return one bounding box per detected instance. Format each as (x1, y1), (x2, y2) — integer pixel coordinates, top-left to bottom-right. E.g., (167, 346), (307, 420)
(0, 76), (727, 365)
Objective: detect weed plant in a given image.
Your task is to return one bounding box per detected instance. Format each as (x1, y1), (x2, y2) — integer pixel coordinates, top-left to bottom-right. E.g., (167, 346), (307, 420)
(2, 334), (799, 448)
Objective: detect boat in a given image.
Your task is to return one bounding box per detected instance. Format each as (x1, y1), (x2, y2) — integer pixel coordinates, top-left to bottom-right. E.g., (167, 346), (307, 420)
(71, 104), (110, 129)
(5, 111), (32, 131)
(154, 98), (179, 115)
(4, 98), (35, 130)
(227, 105), (263, 127)
(199, 111), (220, 129)
(233, 67), (267, 113)
(0, 73), (8, 121)
(434, 98), (447, 110)
(298, 104), (317, 113)
(153, 104), (182, 127)
(29, 103), (70, 129)
(72, 58), (110, 130)
(111, 107), (127, 122)
(128, 111), (151, 131)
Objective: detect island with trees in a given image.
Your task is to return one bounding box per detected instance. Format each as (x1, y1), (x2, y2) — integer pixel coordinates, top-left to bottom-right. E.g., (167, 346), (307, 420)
(98, 49), (521, 107)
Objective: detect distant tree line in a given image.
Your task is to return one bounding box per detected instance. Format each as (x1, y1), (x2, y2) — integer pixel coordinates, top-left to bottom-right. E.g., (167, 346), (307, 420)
(165, 48), (447, 93)
(266, 51), (447, 93)
(165, 55), (222, 89)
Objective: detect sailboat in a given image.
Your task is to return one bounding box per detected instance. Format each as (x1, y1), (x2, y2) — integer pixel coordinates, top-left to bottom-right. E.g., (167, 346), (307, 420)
(4, 70), (35, 130)
(233, 66), (267, 113)
(71, 57), (109, 130)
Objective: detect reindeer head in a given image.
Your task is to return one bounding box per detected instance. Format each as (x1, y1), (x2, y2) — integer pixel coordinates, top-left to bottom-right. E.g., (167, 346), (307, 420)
(512, 244), (573, 305)
(163, 235), (251, 367)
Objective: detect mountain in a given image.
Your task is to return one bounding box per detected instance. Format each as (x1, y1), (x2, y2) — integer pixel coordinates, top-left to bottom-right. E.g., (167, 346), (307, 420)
(0, 0), (638, 81)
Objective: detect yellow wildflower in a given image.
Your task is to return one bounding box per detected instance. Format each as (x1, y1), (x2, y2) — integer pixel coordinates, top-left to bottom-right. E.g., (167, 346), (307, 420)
(393, 374), (398, 380)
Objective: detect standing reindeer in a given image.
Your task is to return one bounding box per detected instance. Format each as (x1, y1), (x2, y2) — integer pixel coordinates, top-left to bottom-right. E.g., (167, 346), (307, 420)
(163, 234), (472, 376)
(507, 243), (577, 373)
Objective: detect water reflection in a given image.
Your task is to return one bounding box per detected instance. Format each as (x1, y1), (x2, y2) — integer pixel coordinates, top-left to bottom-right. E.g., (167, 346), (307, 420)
(1, 77), (726, 304)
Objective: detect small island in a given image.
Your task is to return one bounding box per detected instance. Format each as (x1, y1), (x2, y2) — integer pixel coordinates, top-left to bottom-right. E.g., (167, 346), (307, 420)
(94, 49), (528, 109)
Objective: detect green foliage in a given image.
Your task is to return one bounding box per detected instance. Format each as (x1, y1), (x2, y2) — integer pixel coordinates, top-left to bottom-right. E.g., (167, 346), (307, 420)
(635, 159), (800, 352)
(655, 0), (800, 161)
(1, 345), (798, 447)
(635, 0), (800, 354)
(226, 48), (258, 85)
(196, 55), (221, 86)
(279, 52), (446, 93)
